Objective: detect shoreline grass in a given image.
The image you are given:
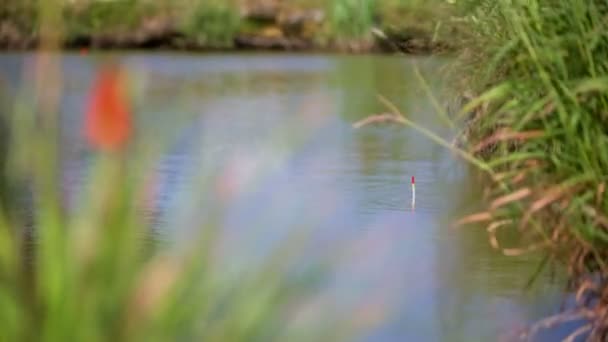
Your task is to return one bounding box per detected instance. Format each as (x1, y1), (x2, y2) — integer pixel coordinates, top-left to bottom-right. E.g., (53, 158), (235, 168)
(0, 0), (453, 53)
(450, 0), (608, 338)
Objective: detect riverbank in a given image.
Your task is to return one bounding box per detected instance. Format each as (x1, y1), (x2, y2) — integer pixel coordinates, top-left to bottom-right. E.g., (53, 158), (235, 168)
(452, 0), (608, 339)
(0, 0), (455, 54)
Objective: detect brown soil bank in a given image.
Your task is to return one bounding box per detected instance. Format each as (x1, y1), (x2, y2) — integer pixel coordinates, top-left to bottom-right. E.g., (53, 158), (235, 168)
(0, 0), (454, 54)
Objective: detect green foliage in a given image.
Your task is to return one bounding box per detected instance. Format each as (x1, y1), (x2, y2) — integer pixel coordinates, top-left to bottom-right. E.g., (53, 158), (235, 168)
(0, 0), (37, 33)
(0, 0), (454, 50)
(327, 0), (376, 41)
(458, 0), (608, 196)
(452, 3), (608, 335)
(377, 0), (457, 47)
(183, 0), (240, 48)
(63, 0), (143, 38)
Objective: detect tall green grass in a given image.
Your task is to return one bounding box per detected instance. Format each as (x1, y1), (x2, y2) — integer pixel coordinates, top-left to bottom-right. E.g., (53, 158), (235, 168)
(63, 0), (142, 38)
(182, 0), (241, 48)
(326, 0), (376, 44)
(451, 0), (608, 338)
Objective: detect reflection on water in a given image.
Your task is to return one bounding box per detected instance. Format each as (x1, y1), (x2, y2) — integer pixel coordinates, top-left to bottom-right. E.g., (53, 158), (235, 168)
(1, 53), (568, 341)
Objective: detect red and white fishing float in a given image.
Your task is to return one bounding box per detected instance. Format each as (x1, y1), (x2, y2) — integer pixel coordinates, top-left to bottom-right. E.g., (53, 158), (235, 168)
(411, 176), (416, 210)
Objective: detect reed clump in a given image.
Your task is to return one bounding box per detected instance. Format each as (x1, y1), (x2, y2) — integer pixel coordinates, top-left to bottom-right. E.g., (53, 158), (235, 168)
(454, 0), (608, 339)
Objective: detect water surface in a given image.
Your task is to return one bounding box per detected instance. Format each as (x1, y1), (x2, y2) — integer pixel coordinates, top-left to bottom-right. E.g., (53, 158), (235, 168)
(0, 53), (567, 341)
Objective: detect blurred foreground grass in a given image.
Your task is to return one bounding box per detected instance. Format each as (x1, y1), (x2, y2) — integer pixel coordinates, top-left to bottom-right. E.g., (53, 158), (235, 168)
(0, 6), (391, 339)
(0, 62), (325, 342)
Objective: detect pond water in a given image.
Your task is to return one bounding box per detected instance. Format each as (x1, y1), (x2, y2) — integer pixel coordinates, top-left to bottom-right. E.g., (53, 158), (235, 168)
(0, 53), (571, 341)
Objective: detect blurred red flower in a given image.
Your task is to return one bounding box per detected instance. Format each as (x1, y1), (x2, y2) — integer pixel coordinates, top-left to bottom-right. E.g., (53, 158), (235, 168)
(85, 65), (131, 152)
